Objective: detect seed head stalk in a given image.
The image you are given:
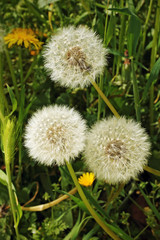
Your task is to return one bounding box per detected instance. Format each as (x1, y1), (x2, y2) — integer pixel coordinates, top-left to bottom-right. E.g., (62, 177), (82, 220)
(66, 161), (121, 240)
(143, 165), (160, 177)
(91, 80), (120, 119)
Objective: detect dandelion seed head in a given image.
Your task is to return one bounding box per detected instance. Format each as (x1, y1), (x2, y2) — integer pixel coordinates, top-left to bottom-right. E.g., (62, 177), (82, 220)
(24, 105), (87, 166)
(43, 26), (108, 88)
(84, 116), (151, 184)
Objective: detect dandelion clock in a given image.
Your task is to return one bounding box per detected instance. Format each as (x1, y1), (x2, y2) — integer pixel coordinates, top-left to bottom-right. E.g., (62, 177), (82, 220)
(43, 26), (108, 88)
(84, 116), (151, 184)
(24, 105), (87, 166)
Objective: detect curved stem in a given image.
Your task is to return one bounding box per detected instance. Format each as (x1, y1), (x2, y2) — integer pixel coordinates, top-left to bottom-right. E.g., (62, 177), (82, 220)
(21, 187), (77, 212)
(143, 165), (160, 177)
(66, 161), (121, 240)
(91, 81), (120, 118)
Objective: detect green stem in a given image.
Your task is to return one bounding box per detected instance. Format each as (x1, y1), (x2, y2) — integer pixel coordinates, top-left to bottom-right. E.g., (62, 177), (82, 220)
(18, 48), (23, 83)
(131, 59), (141, 122)
(16, 132), (23, 187)
(143, 165), (160, 177)
(5, 48), (19, 101)
(116, 0), (126, 75)
(66, 161), (121, 240)
(55, 2), (63, 27)
(136, 0), (153, 62)
(91, 81), (120, 118)
(141, 0), (153, 53)
(97, 4), (109, 121)
(103, 0), (109, 46)
(5, 163), (20, 239)
(97, 75), (103, 120)
(134, 224), (149, 240)
(17, 48), (24, 186)
(149, 0), (160, 135)
(24, 55), (37, 82)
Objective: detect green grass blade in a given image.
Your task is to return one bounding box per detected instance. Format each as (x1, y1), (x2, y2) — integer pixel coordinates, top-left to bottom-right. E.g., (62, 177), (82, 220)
(6, 84), (17, 117)
(127, 15), (141, 56)
(142, 57), (160, 102)
(139, 186), (160, 221)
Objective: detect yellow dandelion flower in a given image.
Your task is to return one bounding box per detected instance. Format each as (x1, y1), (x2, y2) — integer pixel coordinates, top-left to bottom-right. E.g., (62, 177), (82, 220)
(4, 28), (43, 50)
(78, 172), (95, 187)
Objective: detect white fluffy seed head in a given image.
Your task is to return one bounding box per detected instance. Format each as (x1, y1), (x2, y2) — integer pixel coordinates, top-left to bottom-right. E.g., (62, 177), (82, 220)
(84, 117), (151, 185)
(24, 105), (87, 166)
(43, 25), (108, 88)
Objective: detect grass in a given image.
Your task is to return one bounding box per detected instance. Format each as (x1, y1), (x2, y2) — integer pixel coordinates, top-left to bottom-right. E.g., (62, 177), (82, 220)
(0, 0), (160, 239)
